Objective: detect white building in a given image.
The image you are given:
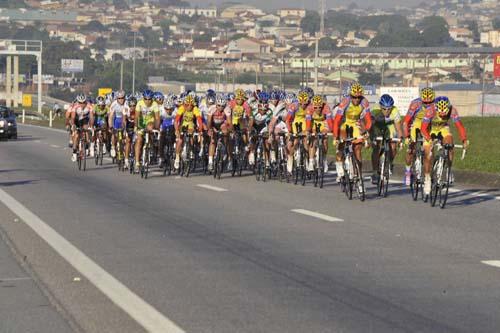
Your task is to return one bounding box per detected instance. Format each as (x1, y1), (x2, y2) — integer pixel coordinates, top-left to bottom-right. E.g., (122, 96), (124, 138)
(480, 30), (500, 47)
(171, 7), (217, 18)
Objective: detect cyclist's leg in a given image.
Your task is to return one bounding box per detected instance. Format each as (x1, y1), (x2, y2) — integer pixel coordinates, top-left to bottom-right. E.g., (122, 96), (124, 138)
(135, 130), (144, 169)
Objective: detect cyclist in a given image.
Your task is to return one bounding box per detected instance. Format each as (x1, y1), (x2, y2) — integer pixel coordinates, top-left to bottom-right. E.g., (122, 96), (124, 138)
(421, 96), (468, 197)
(159, 96), (177, 168)
(268, 91), (287, 165)
(403, 87), (436, 185)
(69, 93), (94, 162)
(306, 94), (333, 173)
(134, 89), (160, 173)
(123, 96), (137, 170)
(332, 82), (372, 184)
(207, 94), (232, 171)
(370, 94), (404, 184)
(286, 90), (310, 174)
(226, 88), (251, 152)
(109, 90), (129, 159)
(174, 95), (203, 170)
(248, 91), (272, 168)
(92, 96), (109, 157)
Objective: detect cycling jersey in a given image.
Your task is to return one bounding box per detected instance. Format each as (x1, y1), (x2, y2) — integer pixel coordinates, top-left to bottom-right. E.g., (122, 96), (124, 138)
(175, 105), (203, 131)
(160, 107), (176, 131)
(306, 104), (333, 133)
(70, 103), (93, 128)
(404, 98), (434, 141)
(207, 105), (230, 129)
(125, 108), (136, 131)
(136, 100), (160, 129)
(332, 96), (372, 138)
(94, 105), (109, 128)
(252, 109), (272, 134)
(421, 106), (467, 143)
(110, 100), (129, 130)
(269, 101), (287, 120)
(286, 103), (308, 134)
(226, 100), (251, 126)
(370, 105), (401, 139)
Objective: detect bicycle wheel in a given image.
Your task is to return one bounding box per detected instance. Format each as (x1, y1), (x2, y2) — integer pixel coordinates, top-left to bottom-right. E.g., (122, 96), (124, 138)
(77, 140), (82, 171)
(410, 157), (419, 201)
(319, 148), (325, 189)
(94, 140), (99, 166)
(217, 148), (223, 180)
(439, 161), (451, 209)
(354, 157), (365, 202)
(430, 160), (440, 207)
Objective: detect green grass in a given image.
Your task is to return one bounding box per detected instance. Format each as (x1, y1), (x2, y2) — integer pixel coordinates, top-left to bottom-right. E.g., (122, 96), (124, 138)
(327, 117), (500, 174)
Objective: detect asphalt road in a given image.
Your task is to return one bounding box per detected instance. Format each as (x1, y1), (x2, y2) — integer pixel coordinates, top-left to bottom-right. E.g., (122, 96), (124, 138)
(1, 124), (500, 333)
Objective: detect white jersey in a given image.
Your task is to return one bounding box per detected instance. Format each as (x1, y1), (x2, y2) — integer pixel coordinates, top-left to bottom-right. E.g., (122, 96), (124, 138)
(269, 101), (287, 119)
(110, 100), (129, 119)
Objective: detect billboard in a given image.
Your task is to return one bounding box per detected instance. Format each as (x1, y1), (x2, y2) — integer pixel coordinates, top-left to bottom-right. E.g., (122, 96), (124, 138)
(379, 87), (420, 115)
(61, 59), (84, 73)
(494, 54), (500, 79)
(98, 88), (113, 97)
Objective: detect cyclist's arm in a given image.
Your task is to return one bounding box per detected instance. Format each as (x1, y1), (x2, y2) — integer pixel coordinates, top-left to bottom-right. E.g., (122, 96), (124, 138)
(420, 110), (434, 141)
(403, 101), (419, 138)
(108, 109), (114, 129)
(332, 108), (343, 138)
(88, 106), (95, 128)
(154, 110), (160, 130)
(450, 107), (467, 142)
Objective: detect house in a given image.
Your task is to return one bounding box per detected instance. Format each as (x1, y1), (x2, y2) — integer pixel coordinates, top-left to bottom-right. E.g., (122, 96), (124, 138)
(481, 30), (500, 47)
(227, 37), (271, 54)
(170, 7), (217, 18)
(220, 5), (265, 19)
(449, 28), (474, 45)
(277, 8), (306, 19)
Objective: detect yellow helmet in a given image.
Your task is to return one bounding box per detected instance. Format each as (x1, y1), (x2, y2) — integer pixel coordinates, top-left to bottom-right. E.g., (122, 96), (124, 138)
(350, 83), (364, 97)
(183, 95), (195, 106)
(312, 95), (324, 107)
(420, 87), (435, 103)
(235, 88), (245, 100)
(297, 91), (310, 104)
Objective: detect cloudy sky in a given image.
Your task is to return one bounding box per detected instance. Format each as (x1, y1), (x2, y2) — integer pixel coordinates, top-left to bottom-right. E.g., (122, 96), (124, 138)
(188, 0), (421, 10)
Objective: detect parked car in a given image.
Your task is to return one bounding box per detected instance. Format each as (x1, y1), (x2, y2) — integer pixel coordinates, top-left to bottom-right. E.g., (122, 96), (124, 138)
(0, 106), (17, 140)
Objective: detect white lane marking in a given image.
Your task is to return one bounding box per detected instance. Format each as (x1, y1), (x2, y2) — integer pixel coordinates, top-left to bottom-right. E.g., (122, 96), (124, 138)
(0, 277), (32, 282)
(0, 188), (184, 333)
(196, 184), (228, 192)
(291, 209), (344, 222)
(50, 144), (61, 148)
(482, 261), (500, 268)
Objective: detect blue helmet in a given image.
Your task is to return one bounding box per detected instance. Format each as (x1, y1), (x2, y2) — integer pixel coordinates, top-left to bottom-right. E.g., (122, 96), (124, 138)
(269, 91), (280, 101)
(153, 91), (164, 101)
(142, 89), (154, 99)
(206, 89), (215, 97)
(379, 94), (394, 108)
(258, 91), (270, 103)
(207, 94), (216, 105)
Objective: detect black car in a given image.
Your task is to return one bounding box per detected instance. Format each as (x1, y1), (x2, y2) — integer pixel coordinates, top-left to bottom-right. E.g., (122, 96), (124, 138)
(0, 106), (17, 140)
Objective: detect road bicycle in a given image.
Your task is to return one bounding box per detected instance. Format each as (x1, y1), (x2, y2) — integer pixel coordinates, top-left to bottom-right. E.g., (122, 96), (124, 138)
(429, 135), (466, 208)
(374, 129), (401, 197)
(213, 129), (226, 180)
(140, 129), (160, 179)
(410, 129), (425, 201)
(339, 126), (365, 201)
(312, 123), (327, 189)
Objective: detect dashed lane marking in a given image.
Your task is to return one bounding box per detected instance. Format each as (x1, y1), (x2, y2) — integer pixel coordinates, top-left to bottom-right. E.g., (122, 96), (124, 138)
(0, 188), (184, 333)
(196, 184), (228, 192)
(291, 209), (344, 222)
(482, 261), (500, 269)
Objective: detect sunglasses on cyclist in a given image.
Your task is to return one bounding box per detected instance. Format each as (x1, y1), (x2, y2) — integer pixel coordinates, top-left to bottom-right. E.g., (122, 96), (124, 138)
(350, 95), (362, 100)
(144, 98), (152, 101)
(381, 107), (392, 111)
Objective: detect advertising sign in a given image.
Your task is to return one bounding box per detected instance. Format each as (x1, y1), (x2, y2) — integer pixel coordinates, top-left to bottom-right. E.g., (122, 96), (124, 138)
(61, 59), (84, 73)
(98, 88), (113, 97)
(494, 54), (500, 79)
(379, 87), (420, 115)
(22, 94), (32, 107)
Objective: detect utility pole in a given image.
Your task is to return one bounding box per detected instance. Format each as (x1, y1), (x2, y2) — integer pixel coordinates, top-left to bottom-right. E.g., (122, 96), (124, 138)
(481, 57), (487, 117)
(120, 61), (124, 90)
(282, 56), (285, 90)
(381, 63), (385, 86)
(314, 0), (325, 91)
(132, 31), (136, 93)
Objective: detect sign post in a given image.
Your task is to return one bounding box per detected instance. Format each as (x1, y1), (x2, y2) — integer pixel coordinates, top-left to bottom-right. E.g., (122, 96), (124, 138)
(379, 87), (420, 115)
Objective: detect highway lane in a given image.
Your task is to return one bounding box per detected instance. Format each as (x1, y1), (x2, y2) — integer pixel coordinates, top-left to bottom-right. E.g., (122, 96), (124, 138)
(1, 124), (500, 332)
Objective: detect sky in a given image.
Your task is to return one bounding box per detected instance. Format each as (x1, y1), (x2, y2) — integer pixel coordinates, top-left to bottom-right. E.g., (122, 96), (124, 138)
(187, 0), (422, 10)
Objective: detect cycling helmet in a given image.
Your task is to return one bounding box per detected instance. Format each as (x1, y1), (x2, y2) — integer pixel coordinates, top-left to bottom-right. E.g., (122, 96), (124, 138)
(235, 88), (245, 100)
(420, 87), (435, 103)
(297, 91), (310, 104)
(76, 93), (86, 103)
(207, 94), (216, 105)
(128, 96), (137, 107)
(258, 91), (269, 103)
(284, 93), (296, 104)
(269, 91), (280, 102)
(116, 90), (126, 99)
(142, 89), (154, 100)
(379, 94), (395, 108)
(164, 98), (175, 109)
(96, 96), (106, 106)
(435, 96), (450, 115)
(216, 94), (227, 107)
(153, 91), (164, 102)
(245, 89), (253, 100)
(311, 95), (324, 107)
(228, 93), (235, 101)
(304, 87), (314, 99)
(183, 95), (195, 106)
(350, 83), (364, 97)
(206, 89), (215, 97)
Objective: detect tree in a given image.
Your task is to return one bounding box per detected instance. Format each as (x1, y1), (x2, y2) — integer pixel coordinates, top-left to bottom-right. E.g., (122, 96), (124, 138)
(300, 11), (320, 35)
(418, 16), (448, 31)
(318, 37), (338, 51)
(448, 72), (467, 82)
(113, 0), (129, 10)
(358, 72), (381, 85)
(493, 17), (500, 30)
(421, 23), (451, 46)
(85, 20), (107, 32)
(230, 33), (248, 41)
(92, 37), (107, 52)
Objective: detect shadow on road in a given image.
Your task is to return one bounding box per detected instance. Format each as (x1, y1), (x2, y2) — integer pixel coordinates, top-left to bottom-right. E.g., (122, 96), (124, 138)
(0, 179), (38, 187)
